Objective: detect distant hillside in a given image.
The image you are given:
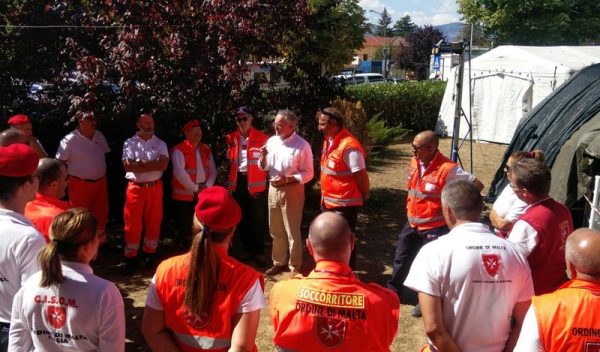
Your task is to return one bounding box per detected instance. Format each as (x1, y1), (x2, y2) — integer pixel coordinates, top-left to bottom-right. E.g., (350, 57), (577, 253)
(434, 22), (464, 41)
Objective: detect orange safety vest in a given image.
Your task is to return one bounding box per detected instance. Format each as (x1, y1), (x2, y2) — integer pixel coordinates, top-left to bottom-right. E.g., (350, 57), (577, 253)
(226, 127), (268, 194)
(270, 260), (400, 352)
(154, 246), (264, 352)
(24, 193), (69, 243)
(533, 279), (600, 352)
(406, 151), (456, 230)
(171, 140), (212, 201)
(320, 128), (366, 209)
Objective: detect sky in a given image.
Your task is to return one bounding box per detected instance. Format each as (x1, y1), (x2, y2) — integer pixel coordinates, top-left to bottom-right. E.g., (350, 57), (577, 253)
(360, 0), (462, 26)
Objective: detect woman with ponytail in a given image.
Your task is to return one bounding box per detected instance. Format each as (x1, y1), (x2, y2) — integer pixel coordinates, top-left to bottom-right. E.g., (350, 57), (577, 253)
(142, 186), (265, 352)
(8, 207), (125, 351)
(490, 150), (546, 237)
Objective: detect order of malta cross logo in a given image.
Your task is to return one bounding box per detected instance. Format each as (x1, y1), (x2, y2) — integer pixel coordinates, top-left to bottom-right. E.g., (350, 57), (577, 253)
(183, 309), (211, 330)
(482, 254), (500, 277)
(586, 342), (600, 352)
(314, 316), (346, 349)
(46, 306), (67, 329)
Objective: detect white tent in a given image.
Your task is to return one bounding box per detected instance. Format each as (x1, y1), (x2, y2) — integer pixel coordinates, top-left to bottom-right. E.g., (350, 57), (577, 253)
(435, 46), (600, 144)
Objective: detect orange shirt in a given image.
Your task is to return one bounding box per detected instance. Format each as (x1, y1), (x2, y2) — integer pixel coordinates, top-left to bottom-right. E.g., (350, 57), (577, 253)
(24, 193), (69, 242)
(270, 260), (399, 351)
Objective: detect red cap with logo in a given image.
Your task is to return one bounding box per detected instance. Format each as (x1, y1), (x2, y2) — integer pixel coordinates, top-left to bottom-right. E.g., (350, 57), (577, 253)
(194, 186), (241, 231)
(183, 119), (200, 132)
(0, 144), (39, 177)
(7, 114), (31, 126)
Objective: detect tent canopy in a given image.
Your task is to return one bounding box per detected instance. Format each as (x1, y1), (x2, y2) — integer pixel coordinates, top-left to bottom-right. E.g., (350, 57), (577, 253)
(435, 46), (600, 144)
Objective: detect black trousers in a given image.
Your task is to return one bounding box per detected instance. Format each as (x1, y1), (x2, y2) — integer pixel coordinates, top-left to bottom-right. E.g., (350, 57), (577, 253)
(321, 205), (360, 270)
(173, 194), (198, 244)
(387, 222), (450, 296)
(233, 174), (268, 256)
(0, 322), (9, 352)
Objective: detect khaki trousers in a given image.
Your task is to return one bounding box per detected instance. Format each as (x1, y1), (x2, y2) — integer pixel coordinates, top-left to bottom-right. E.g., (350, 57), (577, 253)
(268, 182), (304, 271)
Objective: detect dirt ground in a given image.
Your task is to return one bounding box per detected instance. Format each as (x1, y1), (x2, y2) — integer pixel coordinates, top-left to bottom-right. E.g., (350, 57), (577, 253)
(94, 135), (508, 351)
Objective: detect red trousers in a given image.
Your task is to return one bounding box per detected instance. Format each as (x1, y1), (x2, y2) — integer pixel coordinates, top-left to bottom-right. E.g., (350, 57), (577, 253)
(123, 181), (163, 257)
(68, 176), (109, 231)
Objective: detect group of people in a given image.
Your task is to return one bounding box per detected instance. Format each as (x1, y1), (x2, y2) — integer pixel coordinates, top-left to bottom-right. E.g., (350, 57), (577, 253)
(0, 104), (599, 351)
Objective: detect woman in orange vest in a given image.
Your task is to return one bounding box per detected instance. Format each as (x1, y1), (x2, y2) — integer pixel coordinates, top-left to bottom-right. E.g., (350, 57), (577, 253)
(142, 186), (266, 352)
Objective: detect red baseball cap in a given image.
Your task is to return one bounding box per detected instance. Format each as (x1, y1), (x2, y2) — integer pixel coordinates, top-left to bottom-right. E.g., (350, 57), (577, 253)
(183, 119), (200, 132)
(7, 114), (31, 126)
(194, 186), (241, 231)
(0, 144), (39, 177)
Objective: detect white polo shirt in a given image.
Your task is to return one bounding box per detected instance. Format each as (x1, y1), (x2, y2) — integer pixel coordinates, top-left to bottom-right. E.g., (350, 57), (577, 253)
(9, 261), (125, 351)
(0, 209), (46, 324)
(122, 133), (169, 183)
(493, 185), (528, 222)
(405, 222), (534, 352)
(56, 129), (111, 180)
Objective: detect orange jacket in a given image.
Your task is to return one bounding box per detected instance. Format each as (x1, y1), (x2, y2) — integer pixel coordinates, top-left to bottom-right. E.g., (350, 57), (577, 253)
(533, 279), (600, 351)
(406, 152), (456, 230)
(24, 193), (69, 243)
(320, 128), (366, 209)
(171, 140), (212, 201)
(270, 260), (399, 351)
(226, 127), (268, 194)
(154, 246), (264, 352)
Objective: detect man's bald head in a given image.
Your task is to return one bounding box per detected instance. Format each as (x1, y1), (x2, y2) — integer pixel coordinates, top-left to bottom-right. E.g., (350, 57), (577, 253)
(566, 228), (600, 280)
(414, 130), (439, 149)
(0, 128), (28, 147)
(308, 212), (353, 262)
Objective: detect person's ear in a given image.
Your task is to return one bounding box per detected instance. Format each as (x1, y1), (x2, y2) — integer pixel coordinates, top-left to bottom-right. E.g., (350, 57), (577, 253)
(566, 260), (577, 280)
(306, 238), (314, 257)
(350, 233), (356, 251)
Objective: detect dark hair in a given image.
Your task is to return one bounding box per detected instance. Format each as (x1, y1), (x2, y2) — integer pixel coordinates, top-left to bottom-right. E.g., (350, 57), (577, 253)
(0, 175), (34, 202)
(441, 180), (483, 220)
(39, 208), (97, 287)
(184, 215), (233, 318)
(316, 107), (345, 128)
(37, 158), (64, 190)
(511, 158), (551, 197)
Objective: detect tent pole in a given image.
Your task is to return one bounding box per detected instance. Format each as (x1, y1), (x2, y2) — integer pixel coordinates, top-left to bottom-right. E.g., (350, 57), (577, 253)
(451, 45), (465, 162)
(589, 176), (600, 229)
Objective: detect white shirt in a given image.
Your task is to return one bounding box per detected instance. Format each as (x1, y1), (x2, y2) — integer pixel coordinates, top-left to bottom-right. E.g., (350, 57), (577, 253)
(324, 137), (366, 172)
(122, 134), (169, 182)
(404, 222), (534, 352)
(171, 148), (217, 193)
(513, 306), (543, 351)
(56, 129), (111, 180)
(145, 278), (266, 313)
(260, 132), (314, 184)
(9, 261), (125, 352)
(508, 220), (539, 257)
(0, 209), (46, 323)
(238, 135), (249, 173)
(493, 185), (528, 222)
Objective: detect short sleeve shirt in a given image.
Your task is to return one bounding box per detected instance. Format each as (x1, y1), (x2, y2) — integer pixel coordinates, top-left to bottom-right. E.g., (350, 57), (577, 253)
(56, 129), (111, 180)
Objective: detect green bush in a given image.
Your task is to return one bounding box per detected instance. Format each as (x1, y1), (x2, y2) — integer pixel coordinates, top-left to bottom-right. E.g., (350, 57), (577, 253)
(367, 112), (406, 149)
(345, 81), (447, 131)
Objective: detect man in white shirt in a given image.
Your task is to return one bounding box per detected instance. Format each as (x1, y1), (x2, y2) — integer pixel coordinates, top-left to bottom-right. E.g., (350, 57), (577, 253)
(122, 114), (169, 274)
(6, 114), (47, 158)
(56, 111), (111, 241)
(259, 109), (314, 277)
(0, 144), (46, 351)
(405, 180), (533, 352)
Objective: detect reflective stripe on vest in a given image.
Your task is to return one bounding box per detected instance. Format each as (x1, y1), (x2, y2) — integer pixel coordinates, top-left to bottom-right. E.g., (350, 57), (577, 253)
(323, 196), (363, 207)
(320, 165), (353, 176)
(175, 332), (231, 349)
(407, 190), (442, 199)
(407, 215), (445, 225)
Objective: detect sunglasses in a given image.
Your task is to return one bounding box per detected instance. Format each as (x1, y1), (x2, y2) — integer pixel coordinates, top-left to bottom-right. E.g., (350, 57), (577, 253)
(236, 116), (248, 122)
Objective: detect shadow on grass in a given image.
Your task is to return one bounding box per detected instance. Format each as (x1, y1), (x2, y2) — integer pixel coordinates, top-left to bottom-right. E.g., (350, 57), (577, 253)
(368, 147), (410, 172)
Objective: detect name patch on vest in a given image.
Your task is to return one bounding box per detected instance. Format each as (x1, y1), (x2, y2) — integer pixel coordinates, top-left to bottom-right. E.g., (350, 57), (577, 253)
(297, 288), (365, 309)
(572, 327), (600, 338)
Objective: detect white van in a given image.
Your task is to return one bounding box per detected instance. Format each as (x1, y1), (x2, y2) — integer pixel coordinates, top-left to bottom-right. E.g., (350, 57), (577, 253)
(334, 73), (387, 85)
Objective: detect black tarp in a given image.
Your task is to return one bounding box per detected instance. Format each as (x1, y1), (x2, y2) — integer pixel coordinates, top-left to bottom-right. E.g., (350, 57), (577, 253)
(488, 63), (600, 206)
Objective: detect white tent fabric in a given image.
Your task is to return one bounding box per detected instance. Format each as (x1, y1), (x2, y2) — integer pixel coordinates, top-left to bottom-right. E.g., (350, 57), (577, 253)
(435, 46), (600, 144)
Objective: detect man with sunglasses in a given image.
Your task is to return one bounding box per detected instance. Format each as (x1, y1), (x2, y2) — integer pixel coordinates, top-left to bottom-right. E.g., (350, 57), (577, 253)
(388, 130), (483, 317)
(507, 158), (573, 295)
(316, 107), (369, 270)
(0, 144), (46, 351)
(226, 106), (269, 266)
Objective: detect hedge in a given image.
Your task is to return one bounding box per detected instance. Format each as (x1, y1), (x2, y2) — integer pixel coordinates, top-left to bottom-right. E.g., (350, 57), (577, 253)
(345, 81), (447, 131)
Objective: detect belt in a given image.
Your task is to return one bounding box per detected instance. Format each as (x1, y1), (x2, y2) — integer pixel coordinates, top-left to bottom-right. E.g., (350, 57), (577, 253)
(130, 180), (160, 187)
(238, 172), (248, 176)
(69, 175), (103, 182)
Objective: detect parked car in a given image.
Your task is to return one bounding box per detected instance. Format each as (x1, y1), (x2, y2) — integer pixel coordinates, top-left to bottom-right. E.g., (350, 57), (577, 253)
(387, 77), (406, 84)
(334, 73), (387, 85)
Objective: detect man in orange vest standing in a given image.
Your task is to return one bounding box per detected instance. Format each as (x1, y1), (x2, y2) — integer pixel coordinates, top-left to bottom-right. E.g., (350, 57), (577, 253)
(226, 106), (269, 265)
(388, 130), (483, 317)
(24, 158), (69, 242)
(270, 212), (399, 351)
(514, 228), (600, 351)
(122, 114), (169, 273)
(6, 114), (47, 158)
(56, 111), (111, 243)
(171, 119), (216, 244)
(317, 107), (369, 270)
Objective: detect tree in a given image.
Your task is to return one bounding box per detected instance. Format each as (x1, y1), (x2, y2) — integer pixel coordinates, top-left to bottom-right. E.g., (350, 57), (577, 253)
(374, 7), (392, 37)
(392, 15), (417, 37)
(458, 0), (600, 45)
(395, 26), (444, 80)
(458, 22), (492, 47)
